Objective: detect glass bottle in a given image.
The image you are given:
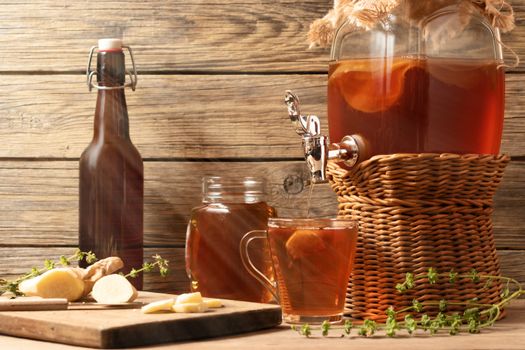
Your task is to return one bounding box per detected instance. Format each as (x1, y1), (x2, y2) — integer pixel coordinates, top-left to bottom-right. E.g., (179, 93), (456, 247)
(186, 177), (276, 303)
(79, 39), (144, 289)
(328, 1), (505, 158)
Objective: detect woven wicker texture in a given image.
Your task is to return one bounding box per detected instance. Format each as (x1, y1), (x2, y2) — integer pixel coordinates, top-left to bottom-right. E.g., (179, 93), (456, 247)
(327, 153), (510, 321)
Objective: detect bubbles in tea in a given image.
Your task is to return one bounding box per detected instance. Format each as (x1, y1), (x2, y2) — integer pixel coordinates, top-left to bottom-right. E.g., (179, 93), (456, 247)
(328, 57), (505, 157)
(267, 225), (358, 320)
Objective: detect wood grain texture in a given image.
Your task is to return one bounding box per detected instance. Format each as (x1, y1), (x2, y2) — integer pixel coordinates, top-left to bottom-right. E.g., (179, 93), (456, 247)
(0, 74), (323, 159)
(0, 0), (523, 73)
(0, 301), (524, 350)
(493, 158), (525, 249)
(0, 160), (332, 247)
(504, 74), (525, 157)
(0, 74), (523, 159)
(0, 0), (329, 73)
(0, 291), (282, 348)
(0, 247), (524, 295)
(0, 160), (521, 248)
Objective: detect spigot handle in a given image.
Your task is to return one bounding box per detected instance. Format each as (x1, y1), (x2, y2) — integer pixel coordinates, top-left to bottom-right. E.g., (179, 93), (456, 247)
(285, 90), (308, 135)
(285, 90), (321, 136)
(284, 90), (361, 184)
(285, 90), (301, 120)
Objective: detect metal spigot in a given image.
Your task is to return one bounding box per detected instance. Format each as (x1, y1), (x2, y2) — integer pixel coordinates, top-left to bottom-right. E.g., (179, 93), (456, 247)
(285, 90), (360, 184)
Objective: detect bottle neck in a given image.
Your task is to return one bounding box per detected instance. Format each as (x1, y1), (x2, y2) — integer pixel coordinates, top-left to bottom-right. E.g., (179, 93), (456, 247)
(97, 51), (125, 86)
(93, 51), (129, 140)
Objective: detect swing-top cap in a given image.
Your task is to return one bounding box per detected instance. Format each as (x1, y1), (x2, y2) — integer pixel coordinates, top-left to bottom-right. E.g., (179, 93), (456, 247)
(98, 38), (123, 51)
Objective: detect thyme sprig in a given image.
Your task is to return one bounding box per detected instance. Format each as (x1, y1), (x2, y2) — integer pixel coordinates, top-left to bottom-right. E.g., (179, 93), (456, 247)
(292, 269), (524, 338)
(125, 254), (170, 279)
(0, 250), (170, 296)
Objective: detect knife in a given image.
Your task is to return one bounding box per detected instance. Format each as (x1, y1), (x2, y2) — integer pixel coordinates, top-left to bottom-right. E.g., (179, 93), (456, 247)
(0, 297), (143, 311)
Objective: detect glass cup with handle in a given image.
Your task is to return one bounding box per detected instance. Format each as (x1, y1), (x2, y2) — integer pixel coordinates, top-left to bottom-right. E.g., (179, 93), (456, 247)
(240, 217), (358, 324)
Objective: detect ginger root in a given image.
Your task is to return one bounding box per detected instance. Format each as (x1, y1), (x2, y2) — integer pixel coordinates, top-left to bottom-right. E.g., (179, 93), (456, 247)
(19, 268), (85, 302)
(18, 256), (125, 302)
(77, 257), (124, 296)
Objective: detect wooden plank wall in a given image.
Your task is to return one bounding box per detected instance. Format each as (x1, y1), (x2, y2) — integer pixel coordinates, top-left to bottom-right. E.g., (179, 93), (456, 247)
(0, 1), (523, 294)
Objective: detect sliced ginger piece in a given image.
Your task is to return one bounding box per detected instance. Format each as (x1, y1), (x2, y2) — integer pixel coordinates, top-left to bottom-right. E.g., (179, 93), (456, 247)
(172, 302), (208, 313)
(142, 294), (220, 314)
(175, 292), (203, 305)
(91, 274), (137, 304)
(18, 268), (85, 302)
(141, 298), (175, 314)
(203, 299), (223, 308)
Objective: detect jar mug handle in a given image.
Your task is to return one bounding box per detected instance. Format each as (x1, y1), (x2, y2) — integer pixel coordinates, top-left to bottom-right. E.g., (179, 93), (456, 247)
(240, 230), (279, 301)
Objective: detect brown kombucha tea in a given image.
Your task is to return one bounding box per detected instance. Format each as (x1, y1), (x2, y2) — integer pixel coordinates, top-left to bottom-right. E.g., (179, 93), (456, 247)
(186, 202), (275, 303)
(328, 57), (505, 157)
(79, 47), (143, 290)
(267, 225), (358, 318)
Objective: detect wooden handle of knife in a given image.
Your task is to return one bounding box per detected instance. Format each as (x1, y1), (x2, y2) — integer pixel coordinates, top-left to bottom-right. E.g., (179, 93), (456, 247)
(0, 297), (68, 311)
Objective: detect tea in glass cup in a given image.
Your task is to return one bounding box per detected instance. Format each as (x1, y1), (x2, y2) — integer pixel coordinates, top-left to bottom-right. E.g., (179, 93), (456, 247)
(186, 177), (276, 303)
(241, 218), (358, 324)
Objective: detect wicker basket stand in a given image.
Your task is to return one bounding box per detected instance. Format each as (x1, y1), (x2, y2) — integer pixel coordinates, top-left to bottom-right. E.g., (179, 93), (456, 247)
(327, 153), (510, 321)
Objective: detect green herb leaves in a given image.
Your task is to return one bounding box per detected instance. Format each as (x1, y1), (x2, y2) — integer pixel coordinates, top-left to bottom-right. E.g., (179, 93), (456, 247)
(396, 272), (415, 293)
(343, 320), (353, 335)
(412, 299), (423, 312)
(74, 249), (97, 264)
(449, 271), (458, 283)
(300, 324), (311, 337)
(321, 320), (331, 337)
(359, 320), (377, 336)
(427, 268), (438, 284)
(124, 254), (170, 279)
(292, 268), (524, 338)
(385, 308), (399, 337)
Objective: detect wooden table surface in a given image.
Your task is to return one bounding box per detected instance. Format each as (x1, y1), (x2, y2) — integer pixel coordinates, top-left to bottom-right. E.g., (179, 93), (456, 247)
(0, 300), (523, 350)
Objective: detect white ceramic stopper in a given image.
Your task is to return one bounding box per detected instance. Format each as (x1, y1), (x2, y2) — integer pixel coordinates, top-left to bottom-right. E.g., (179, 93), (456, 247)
(98, 38), (123, 51)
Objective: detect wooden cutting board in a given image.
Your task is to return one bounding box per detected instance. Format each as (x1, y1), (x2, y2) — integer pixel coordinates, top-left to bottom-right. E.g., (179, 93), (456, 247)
(0, 291), (282, 348)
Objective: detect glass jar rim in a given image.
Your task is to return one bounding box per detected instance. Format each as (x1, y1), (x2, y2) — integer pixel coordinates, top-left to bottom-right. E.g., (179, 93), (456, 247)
(202, 176), (267, 203)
